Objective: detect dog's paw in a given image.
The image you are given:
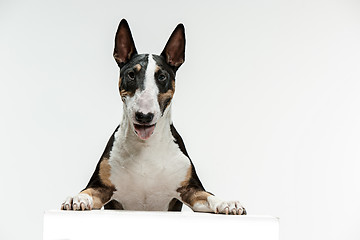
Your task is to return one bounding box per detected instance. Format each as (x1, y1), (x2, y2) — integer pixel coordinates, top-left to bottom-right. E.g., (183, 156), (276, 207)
(213, 200), (246, 215)
(61, 193), (93, 211)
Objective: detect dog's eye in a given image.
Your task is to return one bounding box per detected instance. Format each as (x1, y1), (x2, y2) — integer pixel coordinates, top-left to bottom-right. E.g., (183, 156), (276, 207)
(158, 74), (166, 82)
(128, 71), (135, 80)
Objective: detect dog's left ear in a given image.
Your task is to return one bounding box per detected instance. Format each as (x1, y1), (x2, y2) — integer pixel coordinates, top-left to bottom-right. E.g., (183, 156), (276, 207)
(161, 24), (185, 69)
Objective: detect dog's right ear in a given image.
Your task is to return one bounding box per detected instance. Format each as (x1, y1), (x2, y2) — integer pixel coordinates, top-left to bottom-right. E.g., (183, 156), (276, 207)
(113, 19), (138, 67)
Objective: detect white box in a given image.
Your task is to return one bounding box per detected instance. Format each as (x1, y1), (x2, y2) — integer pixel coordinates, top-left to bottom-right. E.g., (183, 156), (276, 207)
(43, 210), (279, 240)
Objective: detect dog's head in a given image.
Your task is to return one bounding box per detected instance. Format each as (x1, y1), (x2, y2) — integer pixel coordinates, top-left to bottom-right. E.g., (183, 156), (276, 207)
(113, 19), (185, 140)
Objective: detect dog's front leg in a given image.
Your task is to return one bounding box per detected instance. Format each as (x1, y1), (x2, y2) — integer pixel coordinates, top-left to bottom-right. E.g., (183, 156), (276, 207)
(61, 156), (116, 210)
(179, 188), (246, 215)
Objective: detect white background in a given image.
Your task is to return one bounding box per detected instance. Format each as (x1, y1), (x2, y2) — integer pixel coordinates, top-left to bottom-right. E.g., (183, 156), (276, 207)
(1, 0), (360, 239)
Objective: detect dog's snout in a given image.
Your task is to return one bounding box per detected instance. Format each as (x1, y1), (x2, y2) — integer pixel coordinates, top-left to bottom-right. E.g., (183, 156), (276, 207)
(135, 112), (154, 124)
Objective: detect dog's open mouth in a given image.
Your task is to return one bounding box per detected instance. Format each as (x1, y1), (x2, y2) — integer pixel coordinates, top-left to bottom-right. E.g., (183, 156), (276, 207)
(133, 124), (156, 140)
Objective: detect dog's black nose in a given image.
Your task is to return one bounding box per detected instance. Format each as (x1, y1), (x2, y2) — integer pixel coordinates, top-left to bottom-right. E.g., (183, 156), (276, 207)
(135, 112), (154, 124)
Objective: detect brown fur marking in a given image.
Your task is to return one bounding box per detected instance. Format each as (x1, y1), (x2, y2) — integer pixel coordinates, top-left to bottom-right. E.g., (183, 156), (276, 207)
(80, 159), (115, 209)
(99, 158), (115, 188)
(80, 188), (112, 209)
(189, 191), (211, 206)
(180, 166), (192, 186)
(120, 89), (135, 97)
(177, 166), (211, 207)
(158, 80), (175, 112)
(118, 77), (122, 89)
(134, 63), (141, 71)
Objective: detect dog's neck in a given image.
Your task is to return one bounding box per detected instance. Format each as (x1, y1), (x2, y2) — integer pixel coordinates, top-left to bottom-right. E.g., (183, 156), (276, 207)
(118, 104), (173, 147)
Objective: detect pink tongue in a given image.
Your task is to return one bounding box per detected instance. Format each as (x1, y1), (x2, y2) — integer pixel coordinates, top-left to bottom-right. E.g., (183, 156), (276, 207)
(135, 125), (156, 140)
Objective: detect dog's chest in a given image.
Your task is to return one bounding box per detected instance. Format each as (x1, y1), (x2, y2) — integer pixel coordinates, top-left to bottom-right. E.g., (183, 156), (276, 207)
(108, 134), (190, 210)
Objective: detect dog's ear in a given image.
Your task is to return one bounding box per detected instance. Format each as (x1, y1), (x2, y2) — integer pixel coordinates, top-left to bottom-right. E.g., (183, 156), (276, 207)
(161, 24), (185, 69)
(113, 19), (138, 67)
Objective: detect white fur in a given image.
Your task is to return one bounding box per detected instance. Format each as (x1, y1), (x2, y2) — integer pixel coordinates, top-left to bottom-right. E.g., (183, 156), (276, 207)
(123, 54), (161, 127)
(193, 196), (246, 215)
(108, 56), (190, 210)
(61, 193), (93, 210)
(108, 110), (190, 210)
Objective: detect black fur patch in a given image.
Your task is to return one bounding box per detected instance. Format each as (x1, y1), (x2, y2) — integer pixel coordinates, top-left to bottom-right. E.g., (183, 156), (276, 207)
(170, 124), (206, 192)
(152, 55), (176, 93)
(104, 199), (124, 210)
(119, 54), (149, 95)
(168, 198), (183, 211)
